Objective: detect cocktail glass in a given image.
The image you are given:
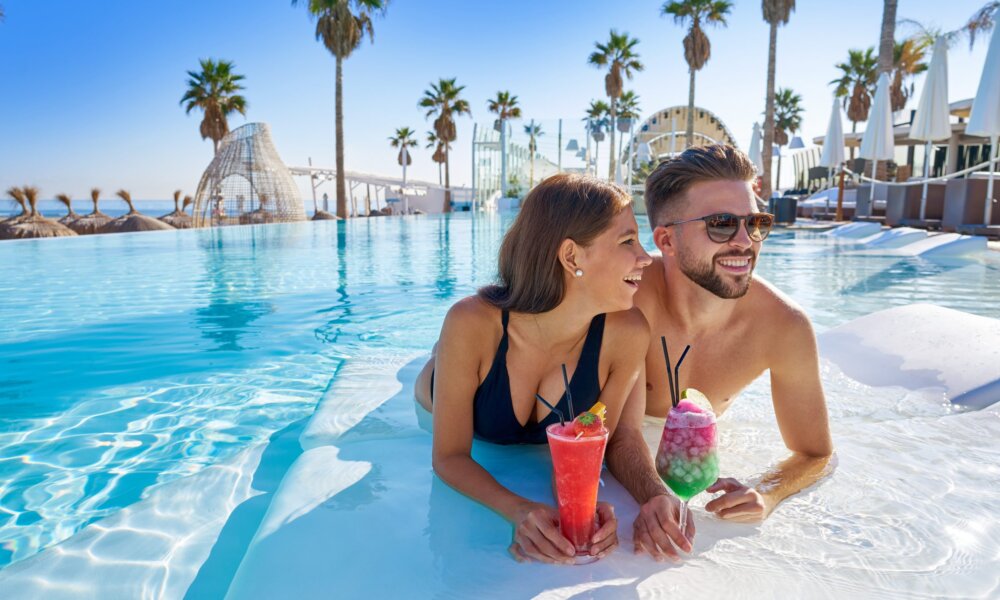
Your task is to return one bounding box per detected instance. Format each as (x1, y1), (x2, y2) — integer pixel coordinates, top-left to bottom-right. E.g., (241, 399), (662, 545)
(546, 422), (609, 564)
(654, 393), (719, 538)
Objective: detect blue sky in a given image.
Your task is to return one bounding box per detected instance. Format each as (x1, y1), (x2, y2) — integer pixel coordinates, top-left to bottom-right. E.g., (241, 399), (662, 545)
(0, 0), (992, 201)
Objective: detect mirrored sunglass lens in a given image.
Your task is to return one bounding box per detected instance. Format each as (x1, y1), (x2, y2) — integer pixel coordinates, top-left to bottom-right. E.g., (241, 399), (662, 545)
(706, 214), (738, 241)
(748, 215), (773, 240)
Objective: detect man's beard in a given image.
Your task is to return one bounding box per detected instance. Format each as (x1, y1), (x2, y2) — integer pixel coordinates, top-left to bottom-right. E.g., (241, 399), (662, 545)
(677, 247), (756, 299)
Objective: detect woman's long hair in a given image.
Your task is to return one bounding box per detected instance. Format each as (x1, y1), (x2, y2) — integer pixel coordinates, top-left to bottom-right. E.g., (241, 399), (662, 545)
(479, 173), (632, 313)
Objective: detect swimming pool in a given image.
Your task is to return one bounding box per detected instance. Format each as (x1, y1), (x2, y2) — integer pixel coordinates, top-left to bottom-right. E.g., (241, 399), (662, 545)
(1, 215), (998, 598)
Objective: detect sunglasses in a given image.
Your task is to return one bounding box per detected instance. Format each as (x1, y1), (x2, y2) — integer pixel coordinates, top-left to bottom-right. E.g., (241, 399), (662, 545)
(660, 212), (775, 243)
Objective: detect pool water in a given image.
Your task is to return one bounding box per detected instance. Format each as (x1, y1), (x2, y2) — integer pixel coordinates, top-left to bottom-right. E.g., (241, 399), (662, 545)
(0, 214), (998, 598)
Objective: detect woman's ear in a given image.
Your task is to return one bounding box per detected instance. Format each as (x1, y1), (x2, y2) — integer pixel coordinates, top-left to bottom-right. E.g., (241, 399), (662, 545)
(557, 238), (580, 275)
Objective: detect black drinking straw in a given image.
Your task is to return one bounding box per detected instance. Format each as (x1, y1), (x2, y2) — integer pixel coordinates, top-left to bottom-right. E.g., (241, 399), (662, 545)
(561, 364), (575, 421)
(661, 337), (677, 408)
(535, 393), (566, 426)
(661, 337), (692, 408)
(674, 344), (691, 405)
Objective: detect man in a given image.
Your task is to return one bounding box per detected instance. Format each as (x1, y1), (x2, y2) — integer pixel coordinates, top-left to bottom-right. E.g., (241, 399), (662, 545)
(609, 144), (833, 561)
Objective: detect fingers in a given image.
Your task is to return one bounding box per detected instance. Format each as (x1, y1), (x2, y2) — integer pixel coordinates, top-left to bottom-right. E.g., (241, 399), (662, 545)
(517, 533), (573, 565)
(654, 506), (692, 554)
(705, 487), (756, 515)
(508, 542), (528, 563)
(634, 514), (681, 562)
(592, 503), (617, 544)
(706, 477), (743, 494)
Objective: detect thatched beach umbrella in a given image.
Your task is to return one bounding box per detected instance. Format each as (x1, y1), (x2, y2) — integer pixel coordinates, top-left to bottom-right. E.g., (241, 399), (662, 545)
(312, 208), (340, 221)
(0, 187), (30, 238)
(3, 187), (28, 223)
(239, 194), (275, 225)
(71, 188), (114, 234)
(100, 189), (175, 233)
(159, 189), (194, 229)
(56, 193), (80, 225)
(0, 186), (78, 240)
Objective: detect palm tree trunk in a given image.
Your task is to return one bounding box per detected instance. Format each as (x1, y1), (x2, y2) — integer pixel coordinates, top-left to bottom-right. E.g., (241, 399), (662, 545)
(776, 151), (783, 191)
(609, 97), (617, 181)
(686, 68), (696, 148)
(761, 21), (778, 201)
(335, 55), (347, 219)
(877, 0), (897, 76)
(443, 144), (452, 213)
(213, 138), (219, 155)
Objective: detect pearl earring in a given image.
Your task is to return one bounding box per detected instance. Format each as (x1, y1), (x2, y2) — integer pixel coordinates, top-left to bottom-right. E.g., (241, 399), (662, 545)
(574, 269), (584, 278)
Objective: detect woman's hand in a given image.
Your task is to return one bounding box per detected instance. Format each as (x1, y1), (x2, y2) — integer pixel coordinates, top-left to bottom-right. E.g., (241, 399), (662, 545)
(588, 501), (619, 558)
(508, 502), (577, 565)
(705, 477), (770, 522)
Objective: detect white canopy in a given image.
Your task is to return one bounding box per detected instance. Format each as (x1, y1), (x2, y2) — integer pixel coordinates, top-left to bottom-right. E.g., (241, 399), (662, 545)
(748, 122), (763, 175)
(819, 98), (845, 167)
(966, 28), (1000, 225)
(859, 72), (895, 163)
(910, 39), (952, 142)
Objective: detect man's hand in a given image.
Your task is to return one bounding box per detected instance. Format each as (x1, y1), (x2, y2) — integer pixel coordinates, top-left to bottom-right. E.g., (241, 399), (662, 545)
(632, 493), (694, 561)
(508, 502), (576, 565)
(705, 477), (769, 522)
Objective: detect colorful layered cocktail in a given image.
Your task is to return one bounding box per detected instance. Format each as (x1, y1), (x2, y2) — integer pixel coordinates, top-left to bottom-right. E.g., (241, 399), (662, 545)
(546, 402), (608, 564)
(655, 389), (719, 532)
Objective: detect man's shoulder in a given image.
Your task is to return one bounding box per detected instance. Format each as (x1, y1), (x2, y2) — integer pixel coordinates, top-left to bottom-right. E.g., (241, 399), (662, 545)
(746, 275), (811, 329)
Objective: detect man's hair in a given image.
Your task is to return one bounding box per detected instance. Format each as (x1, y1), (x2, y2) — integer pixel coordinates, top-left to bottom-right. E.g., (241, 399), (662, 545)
(644, 144), (757, 228)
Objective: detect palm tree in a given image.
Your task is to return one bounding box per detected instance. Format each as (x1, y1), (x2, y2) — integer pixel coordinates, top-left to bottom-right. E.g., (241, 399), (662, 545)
(180, 59), (248, 155)
(293, 0), (388, 219)
(419, 78), (471, 212)
(963, 2), (999, 48)
(616, 90), (641, 169)
(878, 0), (898, 75)
(487, 91), (522, 196)
(588, 30), (643, 180)
(426, 131), (445, 185)
(523, 121), (544, 188)
(389, 127), (417, 212)
(760, 0), (795, 202)
(771, 88), (804, 191)
(890, 38), (930, 112)
(831, 47), (878, 158)
(585, 100), (610, 177)
(662, 0), (732, 149)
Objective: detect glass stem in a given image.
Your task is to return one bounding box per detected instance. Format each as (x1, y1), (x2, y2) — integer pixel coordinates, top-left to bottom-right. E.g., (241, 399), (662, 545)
(679, 499), (690, 539)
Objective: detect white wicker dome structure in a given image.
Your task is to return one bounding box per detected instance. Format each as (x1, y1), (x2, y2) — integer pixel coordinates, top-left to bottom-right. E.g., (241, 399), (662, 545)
(192, 122), (306, 227)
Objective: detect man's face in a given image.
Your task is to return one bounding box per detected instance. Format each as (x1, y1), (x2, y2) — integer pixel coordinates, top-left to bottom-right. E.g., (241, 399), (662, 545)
(661, 180), (762, 299)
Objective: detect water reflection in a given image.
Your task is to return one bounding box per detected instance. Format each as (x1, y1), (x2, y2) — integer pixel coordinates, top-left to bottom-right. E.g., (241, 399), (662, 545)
(195, 227), (274, 352)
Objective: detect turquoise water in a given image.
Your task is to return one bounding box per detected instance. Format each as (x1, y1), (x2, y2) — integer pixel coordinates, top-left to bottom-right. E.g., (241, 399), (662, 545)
(1, 215), (999, 596)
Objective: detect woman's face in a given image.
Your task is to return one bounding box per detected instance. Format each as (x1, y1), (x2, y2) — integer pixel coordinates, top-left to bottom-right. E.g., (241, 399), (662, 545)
(572, 206), (653, 313)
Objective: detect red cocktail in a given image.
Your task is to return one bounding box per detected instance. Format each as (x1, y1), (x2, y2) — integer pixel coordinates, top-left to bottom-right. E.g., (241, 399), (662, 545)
(546, 409), (608, 564)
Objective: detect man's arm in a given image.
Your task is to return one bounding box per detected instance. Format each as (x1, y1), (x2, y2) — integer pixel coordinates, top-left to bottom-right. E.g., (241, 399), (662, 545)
(606, 365), (695, 560)
(706, 308), (834, 521)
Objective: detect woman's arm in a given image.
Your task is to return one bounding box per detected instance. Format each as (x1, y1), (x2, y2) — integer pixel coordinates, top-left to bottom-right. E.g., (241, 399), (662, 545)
(431, 298), (577, 564)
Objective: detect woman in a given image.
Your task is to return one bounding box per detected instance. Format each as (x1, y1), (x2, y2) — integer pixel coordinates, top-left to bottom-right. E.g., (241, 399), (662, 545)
(415, 174), (653, 564)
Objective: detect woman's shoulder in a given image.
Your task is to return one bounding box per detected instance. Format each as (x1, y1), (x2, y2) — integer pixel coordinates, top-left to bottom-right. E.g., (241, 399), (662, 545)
(444, 295), (500, 327)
